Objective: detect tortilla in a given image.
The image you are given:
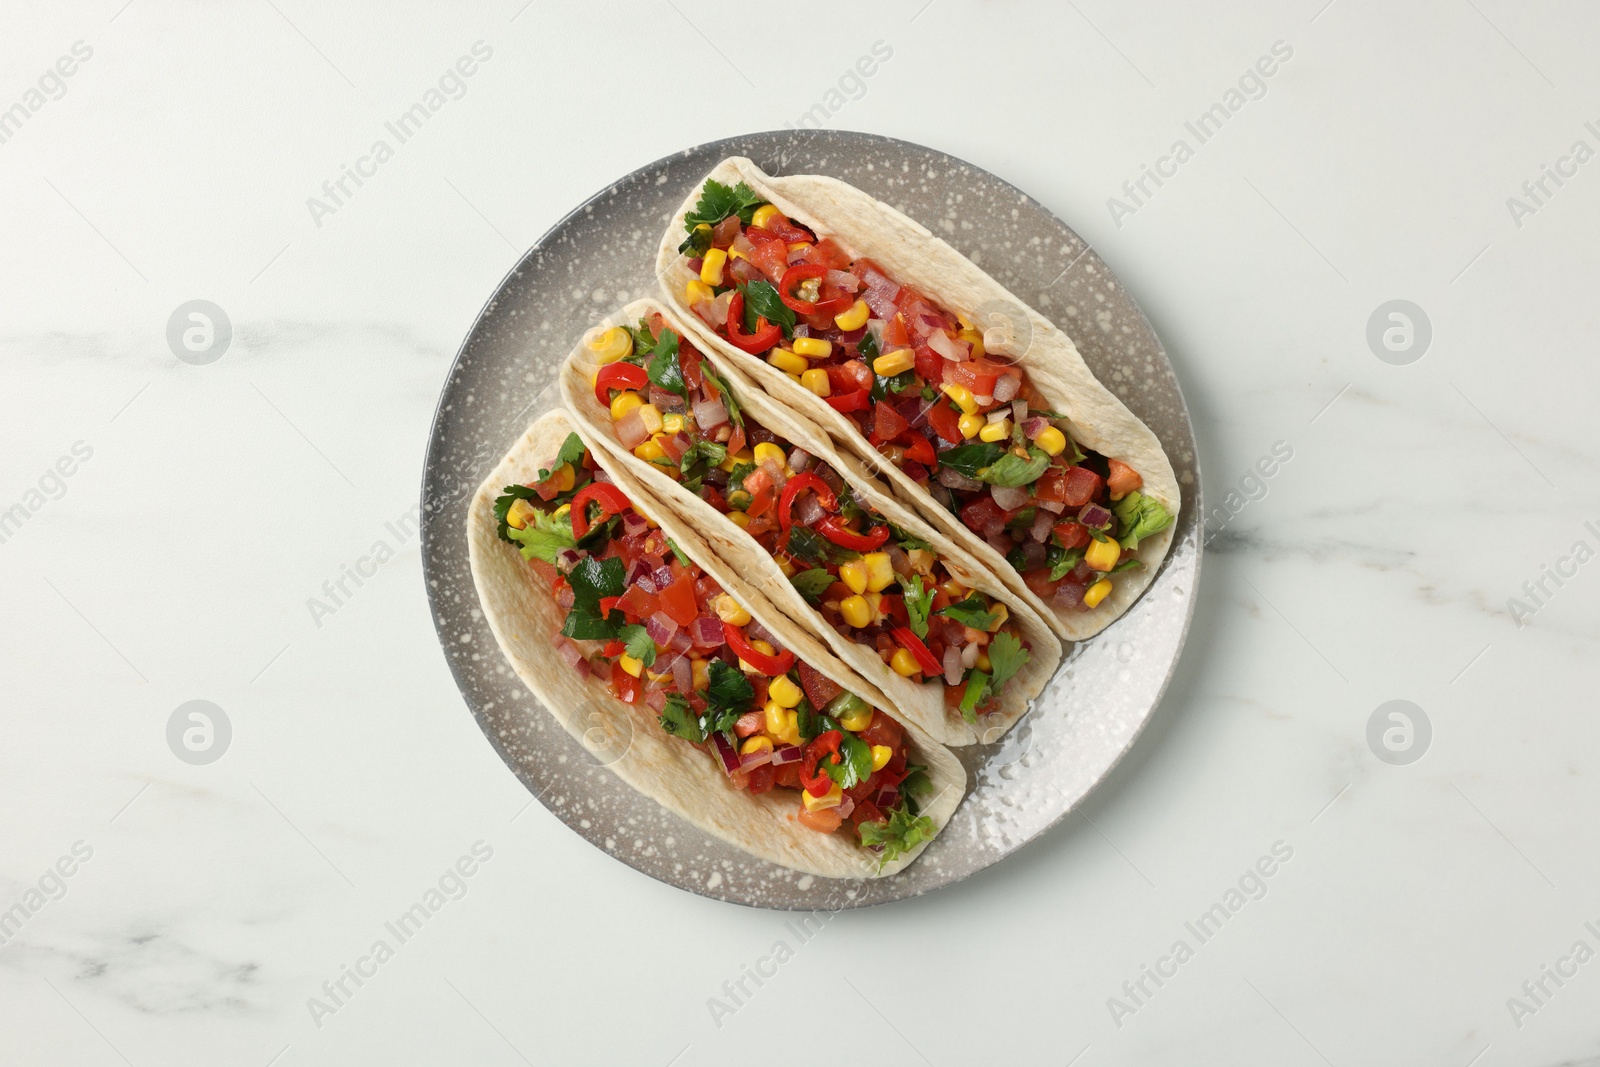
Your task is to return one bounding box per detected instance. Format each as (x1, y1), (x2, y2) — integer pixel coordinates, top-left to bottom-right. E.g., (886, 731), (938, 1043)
(561, 299), (1062, 748)
(655, 157), (1181, 643)
(467, 409), (965, 878)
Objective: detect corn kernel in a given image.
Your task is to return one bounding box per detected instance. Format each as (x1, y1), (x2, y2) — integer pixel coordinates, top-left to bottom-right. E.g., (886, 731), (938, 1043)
(752, 204), (781, 229)
(870, 745), (893, 772)
(691, 658), (710, 690)
(938, 578), (966, 599)
(661, 413), (685, 435)
(727, 510), (751, 530)
(685, 279), (715, 306)
(800, 369), (831, 397)
(787, 372), (802, 384)
(976, 649), (991, 671)
(978, 418), (1012, 443)
(634, 439), (666, 463)
(714, 594), (752, 626)
(636, 403), (663, 435)
(764, 700), (786, 734)
(753, 442), (787, 470)
(585, 325), (633, 364)
(779, 710), (801, 746)
(778, 557), (797, 577)
(872, 349), (915, 377)
(610, 390), (644, 420)
(1083, 578), (1113, 608)
(720, 447), (752, 473)
(505, 497), (538, 530)
(787, 242), (812, 254)
(1085, 536), (1121, 572)
(839, 595), (872, 628)
(957, 328), (985, 358)
(552, 463), (576, 492)
(941, 382), (978, 416)
(700, 247), (728, 286)
(862, 552), (894, 593)
(839, 703), (873, 732)
(985, 601), (1010, 633)
(751, 640), (775, 656)
(802, 782), (843, 811)
(768, 349), (808, 375)
(949, 413), (981, 441)
(619, 654), (644, 677)
(1035, 426), (1067, 456)
(792, 337), (832, 358)
(838, 559), (869, 596)
(834, 299), (870, 332)
(741, 735), (774, 756)
(889, 648), (920, 677)
(768, 674), (803, 708)
(552, 503), (571, 520)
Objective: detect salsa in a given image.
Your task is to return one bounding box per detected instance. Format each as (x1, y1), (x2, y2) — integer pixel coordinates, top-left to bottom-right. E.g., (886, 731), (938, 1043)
(586, 315), (1033, 725)
(493, 435), (935, 862)
(672, 179), (1174, 614)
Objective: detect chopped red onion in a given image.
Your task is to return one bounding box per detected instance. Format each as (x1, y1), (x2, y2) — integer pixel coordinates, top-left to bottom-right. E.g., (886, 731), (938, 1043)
(672, 654), (692, 693)
(622, 513), (650, 538)
(938, 466), (983, 492)
(991, 484), (1029, 511)
(770, 744), (804, 765)
(872, 785), (900, 810)
(788, 448), (812, 473)
(711, 216), (740, 247)
(645, 687), (668, 712)
(985, 531), (1012, 555)
(931, 484), (955, 509)
(686, 256), (704, 274)
(1038, 497), (1066, 515)
(986, 408), (1010, 424)
(573, 658), (591, 680)
(1054, 580), (1085, 609)
(887, 545), (910, 576)
(795, 492), (827, 528)
(693, 394), (729, 429)
(824, 269), (860, 292)
(667, 630), (692, 654)
(862, 277), (899, 319)
(793, 324), (810, 338)
(650, 385), (687, 413)
(1030, 509), (1054, 543)
(556, 548), (584, 572)
(961, 641), (980, 669)
(689, 616), (725, 646)
(760, 457), (787, 489)
(835, 794), (855, 820)
(592, 468), (612, 484)
(730, 232), (754, 260)
(624, 558), (649, 586)
(651, 565), (675, 590)
(834, 325), (867, 344)
(615, 409), (649, 449)
(1079, 503), (1113, 528)
(745, 619), (784, 651)
(994, 376), (1021, 403)
(1011, 400), (1029, 427)
(692, 300), (719, 327)
(942, 645), (963, 686)
(555, 637), (584, 670)
(711, 733), (741, 774)
(710, 289), (735, 323)
(739, 748), (774, 772)
(1022, 416), (1051, 439)
(646, 611), (678, 646)
(1019, 539), (1047, 571)
(926, 330), (970, 362)
(788, 245), (810, 265)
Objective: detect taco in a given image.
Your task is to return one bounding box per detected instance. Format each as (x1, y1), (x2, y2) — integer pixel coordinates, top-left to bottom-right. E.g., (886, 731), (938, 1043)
(654, 158), (1181, 643)
(467, 409), (963, 878)
(560, 300), (1061, 748)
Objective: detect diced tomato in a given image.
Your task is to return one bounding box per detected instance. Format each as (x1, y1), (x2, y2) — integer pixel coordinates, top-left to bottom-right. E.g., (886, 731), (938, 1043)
(900, 435), (936, 466)
(773, 762), (803, 790)
(1022, 568), (1060, 600)
(734, 711), (764, 737)
(1035, 468), (1066, 505)
(801, 237), (852, 270)
(528, 558), (560, 589)
(746, 764), (776, 795)
(827, 389), (869, 413)
(850, 800), (885, 827)
(828, 360), (872, 392)
(798, 808), (843, 833)
(615, 584), (660, 621)
(743, 468), (776, 518)
(745, 229), (791, 282)
(872, 403), (910, 443)
(658, 574), (699, 627)
(946, 358), (1009, 398)
(960, 496), (1007, 532)
(1053, 522), (1091, 550)
(925, 398), (963, 443)
(1060, 466), (1103, 507)
(1106, 458), (1142, 499)
(823, 581), (853, 603)
(797, 661), (844, 712)
(678, 344), (704, 392)
(876, 594), (908, 625)
(859, 710), (904, 750)
(760, 213), (813, 244)
(611, 660), (641, 703)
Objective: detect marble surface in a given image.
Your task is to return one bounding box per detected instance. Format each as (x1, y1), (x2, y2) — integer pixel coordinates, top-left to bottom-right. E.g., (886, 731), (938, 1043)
(3, 2), (1598, 1065)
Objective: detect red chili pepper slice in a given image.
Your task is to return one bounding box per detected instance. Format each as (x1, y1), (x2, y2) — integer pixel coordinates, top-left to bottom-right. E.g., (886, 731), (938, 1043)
(891, 626), (943, 676)
(777, 472), (838, 532)
(725, 291), (782, 354)
(722, 621), (796, 676)
(778, 263), (852, 317)
(817, 516), (890, 552)
(592, 362), (647, 407)
(901, 435), (937, 467)
(598, 596), (622, 618)
(824, 388), (871, 413)
(569, 482), (631, 539)
(800, 729), (842, 796)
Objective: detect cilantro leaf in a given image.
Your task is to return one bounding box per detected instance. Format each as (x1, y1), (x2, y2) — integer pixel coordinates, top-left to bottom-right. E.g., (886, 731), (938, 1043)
(789, 567), (836, 604)
(858, 329), (880, 361)
(979, 447), (1050, 488)
(795, 698), (822, 744)
(902, 573), (935, 640)
(554, 432), (586, 470)
(678, 439), (727, 472)
(899, 763), (931, 800)
(936, 442), (1004, 479)
(705, 659), (754, 712)
(957, 671), (989, 724)
(701, 365), (743, 428)
(1111, 557), (1144, 575)
(740, 279), (796, 338)
(889, 524), (932, 552)
(677, 225), (712, 257)
(1049, 547), (1084, 581)
(505, 508), (577, 564)
(658, 693), (705, 744)
(559, 555), (625, 641)
(938, 592), (997, 631)
(824, 734), (874, 791)
(618, 623), (657, 669)
(986, 630), (1028, 693)
(1112, 491), (1174, 551)
(683, 179), (764, 232)
(785, 526), (858, 566)
(645, 328), (685, 397)
(857, 807), (938, 868)
(493, 484), (541, 542)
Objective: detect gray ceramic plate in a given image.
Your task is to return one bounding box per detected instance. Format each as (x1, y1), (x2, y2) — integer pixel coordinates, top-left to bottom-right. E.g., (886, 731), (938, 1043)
(420, 131), (1200, 910)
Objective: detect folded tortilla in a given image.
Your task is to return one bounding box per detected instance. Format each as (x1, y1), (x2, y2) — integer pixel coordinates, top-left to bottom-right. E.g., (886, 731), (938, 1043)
(561, 299), (1062, 748)
(655, 157), (1181, 643)
(467, 409), (965, 878)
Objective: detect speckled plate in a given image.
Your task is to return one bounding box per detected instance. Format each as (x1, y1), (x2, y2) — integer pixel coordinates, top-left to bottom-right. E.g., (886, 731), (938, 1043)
(420, 131), (1201, 910)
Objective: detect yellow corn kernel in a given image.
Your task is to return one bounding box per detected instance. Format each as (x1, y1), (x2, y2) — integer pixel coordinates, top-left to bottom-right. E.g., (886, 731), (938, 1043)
(941, 382), (978, 416)
(691, 658), (710, 690)
(741, 735), (774, 756)
(779, 710), (801, 746)
(787, 242), (812, 254)
(839, 595), (872, 628)
(800, 369), (831, 396)
(839, 703), (874, 732)
(792, 337), (832, 358)
(778, 557), (797, 577)
(634, 439), (666, 463)
(505, 497), (538, 530)
(764, 700), (787, 734)
(1085, 536), (1122, 572)
(979, 418), (1013, 443)
(951, 413), (980, 439)
(751, 640), (775, 656)
(720, 447), (752, 473)
(957, 328), (985, 358)
(552, 503), (571, 520)
(585, 325), (633, 364)
(787, 372), (803, 385)
(636, 403), (663, 435)
(700, 247), (728, 286)
(862, 552), (894, 593)
(838, 559), (869, 596)
(714, 594), (752, 626)
(610, 390), (644, 420)
(619, 654), (644, 677)
(727, 510), (751, 530)
(689, 222), (712, 244)
(768, 349), (808, 375)
(976, 649), (992, 671)
(768, 674), (803, 709)
(685, 278), (715, 306)
(938, 578), (966, 599)
(1083, 578), (1113, 608)
(834, 299), (870, 332)
(661, 413), (685, 435)
(1035, 426), (1067, 456)
(872, 349), (915, 377)
(752, 203), (781, 229)
(985, 601), (1010, 634)
(753, 442), (787, 470)
(870, 744), (893, 772)
(888, 648), (920, 677)
(551, 463), (577, 492)
(802, 782), (843, 811)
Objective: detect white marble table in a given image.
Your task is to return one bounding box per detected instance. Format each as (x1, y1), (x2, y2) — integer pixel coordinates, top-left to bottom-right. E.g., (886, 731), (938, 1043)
(4, 2), (1597, 1064)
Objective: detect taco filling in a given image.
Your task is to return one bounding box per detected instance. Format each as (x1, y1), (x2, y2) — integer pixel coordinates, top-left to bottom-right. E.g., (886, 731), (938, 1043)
(585, 315), (1034, 725)
(492, 433), (937, 860)
(673, 179), (1175, 614)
